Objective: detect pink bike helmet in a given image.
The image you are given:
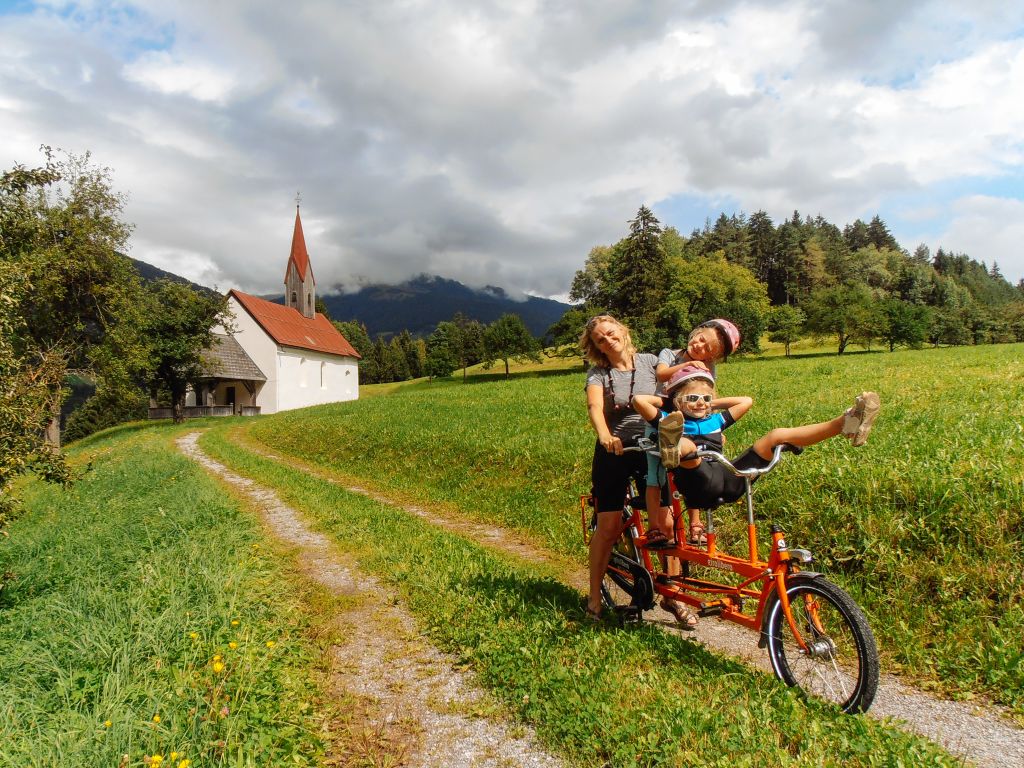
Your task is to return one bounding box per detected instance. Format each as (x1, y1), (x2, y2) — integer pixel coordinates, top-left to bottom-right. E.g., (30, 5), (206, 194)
(696, 318), (741, 356)
(664, 364), (715, 394)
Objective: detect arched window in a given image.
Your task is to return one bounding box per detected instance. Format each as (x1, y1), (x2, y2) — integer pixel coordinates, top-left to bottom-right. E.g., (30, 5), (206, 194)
(290, 291), (298, 307)
(320, 361), (326, 388)
(307, 293), (312, 314)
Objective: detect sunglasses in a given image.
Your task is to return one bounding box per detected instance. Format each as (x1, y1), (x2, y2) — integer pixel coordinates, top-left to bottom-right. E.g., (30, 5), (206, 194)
(679, 393), (713, 403)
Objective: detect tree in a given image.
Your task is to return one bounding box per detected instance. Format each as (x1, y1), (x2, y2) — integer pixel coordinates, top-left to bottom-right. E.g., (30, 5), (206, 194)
(659, 252), (770, 352)
(451, 313), (485, 381)
(804, 285), (874, 354)
(395, 330), (424, 379)
(144, 280), (231, 423)
(543, 306), (591, 362)
(332, 320), (372, 360)
(425, 322), (459, 379)
(482, 314), (542, 378)
(879, 299), (931, 351)
(0, 263), (70, 529)
(1, 149), (148, 446)
(607, 205), (669, 326)
(766, 305), (806, 357)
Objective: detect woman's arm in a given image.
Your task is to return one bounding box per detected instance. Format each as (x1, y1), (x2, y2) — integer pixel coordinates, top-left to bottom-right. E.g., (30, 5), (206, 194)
(656, 356), (710, 382)
(711, 395), (753, 422)
(587, 383), (621, 454)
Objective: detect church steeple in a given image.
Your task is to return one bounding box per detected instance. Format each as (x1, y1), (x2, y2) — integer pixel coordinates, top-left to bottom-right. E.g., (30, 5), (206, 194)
(284, 202), (316, 319)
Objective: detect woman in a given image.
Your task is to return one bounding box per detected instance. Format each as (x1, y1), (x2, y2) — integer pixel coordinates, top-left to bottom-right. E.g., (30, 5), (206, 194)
(579, 314), (686, 623)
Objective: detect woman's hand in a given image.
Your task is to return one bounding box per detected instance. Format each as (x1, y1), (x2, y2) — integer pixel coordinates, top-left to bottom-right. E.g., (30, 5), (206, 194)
(600, 435), (624, 455)
(687, 359), (710, 371)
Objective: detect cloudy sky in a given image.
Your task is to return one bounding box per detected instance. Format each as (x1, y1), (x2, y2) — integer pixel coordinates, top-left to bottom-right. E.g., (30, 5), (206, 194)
(2, 0), (1023, 299)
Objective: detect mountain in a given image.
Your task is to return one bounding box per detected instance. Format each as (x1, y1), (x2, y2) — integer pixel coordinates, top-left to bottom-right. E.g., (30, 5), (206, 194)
(319, 275), (570, 338)
(129, 257), (220, 297)
(130, 259), (571, 338)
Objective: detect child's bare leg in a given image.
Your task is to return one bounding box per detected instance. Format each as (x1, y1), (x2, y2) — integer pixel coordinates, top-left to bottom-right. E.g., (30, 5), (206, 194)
(750, 392), (881, 459)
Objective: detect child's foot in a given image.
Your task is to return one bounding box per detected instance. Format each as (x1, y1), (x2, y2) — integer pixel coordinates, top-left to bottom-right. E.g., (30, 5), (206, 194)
(659, 411), (684, 468)
(843, 392), (880, 446)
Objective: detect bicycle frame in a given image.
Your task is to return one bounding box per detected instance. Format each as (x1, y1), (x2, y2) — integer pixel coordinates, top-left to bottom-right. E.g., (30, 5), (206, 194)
(582, 443), (816, 647)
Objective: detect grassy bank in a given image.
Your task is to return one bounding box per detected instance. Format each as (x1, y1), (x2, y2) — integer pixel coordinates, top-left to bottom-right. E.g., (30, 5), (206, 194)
(242, 342), (1024, 711)
(200, 427), (956, 767)
(0, 427), (333, 767)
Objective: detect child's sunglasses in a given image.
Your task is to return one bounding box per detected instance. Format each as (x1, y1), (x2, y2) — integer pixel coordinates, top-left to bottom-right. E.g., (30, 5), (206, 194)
(680, 393), (713, 403)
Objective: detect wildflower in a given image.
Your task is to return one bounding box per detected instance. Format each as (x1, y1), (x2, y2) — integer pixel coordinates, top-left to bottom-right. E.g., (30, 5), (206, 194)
(213, 654), (221, 662)
(212, 661), (224, 674)
(266, 640), (276, 648)
(178, 760), (191, 768)
(219, 705), (229, 718)
(152, 755), (163, 765)
(170, 753), (178, 761)
(228, 642), (238, 650)
(152, 714), (161, 723)
(104, 720), (112, 728)
(189, 632), (198, 640)
(230, 620), (239, 626)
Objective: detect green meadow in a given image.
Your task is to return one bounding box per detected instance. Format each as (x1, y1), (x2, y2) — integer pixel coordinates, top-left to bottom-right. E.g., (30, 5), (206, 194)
(243, 342), (1024, 711)
(0, 342), (1020, 766)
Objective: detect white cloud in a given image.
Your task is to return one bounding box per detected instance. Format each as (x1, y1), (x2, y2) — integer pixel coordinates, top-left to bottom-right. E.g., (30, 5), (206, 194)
(1, 0), (1022, 297)
(935, 196), (1024, 283)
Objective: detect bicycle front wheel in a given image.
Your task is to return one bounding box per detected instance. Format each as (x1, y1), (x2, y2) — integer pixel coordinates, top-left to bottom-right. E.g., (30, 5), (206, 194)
(602, 551), (655, 612)
(765, 576), (879, 714)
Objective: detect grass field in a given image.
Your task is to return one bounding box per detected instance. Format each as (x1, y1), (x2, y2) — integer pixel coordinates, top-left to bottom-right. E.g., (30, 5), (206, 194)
(244, 342), (1024, 712)
(0, 428), (335, 767)
(1, 341), (1020, 766)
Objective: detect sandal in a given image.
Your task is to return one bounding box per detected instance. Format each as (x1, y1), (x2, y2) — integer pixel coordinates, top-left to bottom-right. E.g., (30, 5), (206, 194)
(688, 522), (707, 547)
(583, 603), (603, 623)
(644, 528), (673, 550)
(658, 411), (684, 469)
(660, 599), (698, 630)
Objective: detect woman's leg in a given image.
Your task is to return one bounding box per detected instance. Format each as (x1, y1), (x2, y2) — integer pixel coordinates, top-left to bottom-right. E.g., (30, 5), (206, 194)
(588, 509), (623, 614)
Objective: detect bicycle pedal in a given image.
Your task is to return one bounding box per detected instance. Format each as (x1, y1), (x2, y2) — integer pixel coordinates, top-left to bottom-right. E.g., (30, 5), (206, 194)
(613, 605), (644, 624)
(698, 601), (726, 617)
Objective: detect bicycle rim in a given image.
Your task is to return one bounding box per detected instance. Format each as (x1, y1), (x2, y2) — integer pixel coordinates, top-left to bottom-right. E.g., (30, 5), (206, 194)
(602, 552), (638, 610)
(766, 578), (879, 713)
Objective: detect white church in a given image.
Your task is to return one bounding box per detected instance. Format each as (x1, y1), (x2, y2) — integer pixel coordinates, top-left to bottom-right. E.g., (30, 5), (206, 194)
(188, 207), (361, 415)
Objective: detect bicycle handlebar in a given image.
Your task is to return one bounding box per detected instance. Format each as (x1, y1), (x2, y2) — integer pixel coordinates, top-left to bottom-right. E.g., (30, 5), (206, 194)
(626, 437), (802, 479)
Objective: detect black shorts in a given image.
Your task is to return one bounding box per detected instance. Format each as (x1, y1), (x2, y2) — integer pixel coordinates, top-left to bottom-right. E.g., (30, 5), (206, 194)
(590, 441), (648, 514)
(671, 448), (770, 510)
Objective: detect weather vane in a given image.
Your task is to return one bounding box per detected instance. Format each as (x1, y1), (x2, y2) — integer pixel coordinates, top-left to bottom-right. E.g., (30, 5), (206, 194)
(295, 190), (302, 210)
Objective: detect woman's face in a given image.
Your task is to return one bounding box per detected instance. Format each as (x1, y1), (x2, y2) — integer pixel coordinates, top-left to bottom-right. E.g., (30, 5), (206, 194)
(687, 328), (723, 362)
(590, 321), (625, 358)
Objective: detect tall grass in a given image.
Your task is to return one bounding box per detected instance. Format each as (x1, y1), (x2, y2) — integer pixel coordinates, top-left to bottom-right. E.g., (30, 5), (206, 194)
(0, 428), (332, 766)
(201, 428), (956, 767)
(242, 343), (1024, 710)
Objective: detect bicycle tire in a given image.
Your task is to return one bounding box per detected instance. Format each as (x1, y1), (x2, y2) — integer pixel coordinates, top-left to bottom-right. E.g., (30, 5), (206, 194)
(765, 575), (879, 714)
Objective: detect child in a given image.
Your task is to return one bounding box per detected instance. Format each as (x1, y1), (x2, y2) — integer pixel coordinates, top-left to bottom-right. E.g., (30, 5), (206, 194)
(643, 319), (741, 547)
(633, 365), (880, 518)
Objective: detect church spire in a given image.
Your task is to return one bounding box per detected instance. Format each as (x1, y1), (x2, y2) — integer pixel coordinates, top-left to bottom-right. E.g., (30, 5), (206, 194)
(284, 200), (316, 318)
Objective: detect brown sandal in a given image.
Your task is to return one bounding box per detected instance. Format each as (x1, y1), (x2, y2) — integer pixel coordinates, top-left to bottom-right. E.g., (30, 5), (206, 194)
(688, 523), (707, 547)
(660, 599), (698, 630)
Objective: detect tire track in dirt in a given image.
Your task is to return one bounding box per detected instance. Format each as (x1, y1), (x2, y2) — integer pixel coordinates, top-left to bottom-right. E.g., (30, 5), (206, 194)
(201, 428), (1024, 768)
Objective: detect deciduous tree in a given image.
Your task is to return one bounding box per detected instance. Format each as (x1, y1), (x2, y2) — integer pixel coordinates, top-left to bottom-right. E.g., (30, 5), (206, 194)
(482, 313), (542, 378)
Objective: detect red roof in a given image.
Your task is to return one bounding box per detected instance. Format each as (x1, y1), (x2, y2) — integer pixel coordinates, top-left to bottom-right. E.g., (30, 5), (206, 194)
(229, 289), (361, 359)
(285, 208), (314, 283)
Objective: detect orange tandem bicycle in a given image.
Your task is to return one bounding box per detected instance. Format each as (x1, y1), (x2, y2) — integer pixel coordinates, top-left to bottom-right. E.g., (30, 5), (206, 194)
(581, 439), (880, 714)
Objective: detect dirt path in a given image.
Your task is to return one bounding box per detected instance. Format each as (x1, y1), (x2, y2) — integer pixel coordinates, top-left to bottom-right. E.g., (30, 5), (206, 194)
(177, 432), (563, 768)
(183, 431), (1024, 768)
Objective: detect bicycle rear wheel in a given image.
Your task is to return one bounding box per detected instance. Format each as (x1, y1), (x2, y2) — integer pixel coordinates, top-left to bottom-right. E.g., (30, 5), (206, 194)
(765, 576), (879, 714)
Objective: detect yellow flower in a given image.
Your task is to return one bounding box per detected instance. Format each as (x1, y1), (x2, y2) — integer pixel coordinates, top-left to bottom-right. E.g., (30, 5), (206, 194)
(151, 755), (163, 764)
(230, 620), (239, 626)
(212, 661), (224, 674)
(213, 654), (221, 662)
(170, 753), (178, 761)
(104, 720), (112, 728)
(189, 632), (198, 640)
(178, 760), (191, 768)
(152, 714), (161, 723)
(228, 642), (238, 650)
(265, 641), (276, 648)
